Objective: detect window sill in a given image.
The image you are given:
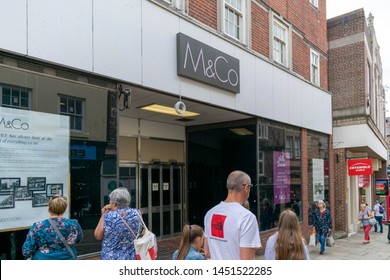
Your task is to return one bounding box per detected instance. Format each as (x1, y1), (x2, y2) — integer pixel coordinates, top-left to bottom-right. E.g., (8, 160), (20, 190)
(70, 131), (90, 139)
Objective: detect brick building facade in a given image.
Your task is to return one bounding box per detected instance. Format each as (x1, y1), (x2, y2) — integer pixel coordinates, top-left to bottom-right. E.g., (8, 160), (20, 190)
(328, 9), (387, 235)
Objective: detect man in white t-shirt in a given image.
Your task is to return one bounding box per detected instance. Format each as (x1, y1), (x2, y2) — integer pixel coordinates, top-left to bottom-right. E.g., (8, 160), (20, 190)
(204, 170), (262, 260)
(373, 201), (383, 233)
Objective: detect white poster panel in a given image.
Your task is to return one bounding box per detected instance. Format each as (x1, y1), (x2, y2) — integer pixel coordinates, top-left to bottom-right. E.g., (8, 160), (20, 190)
(0, 107), (69, 231)
(313, 158), (324, 201)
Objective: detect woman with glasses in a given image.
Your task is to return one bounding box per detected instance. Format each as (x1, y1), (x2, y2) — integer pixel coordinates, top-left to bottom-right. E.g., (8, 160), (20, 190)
(22, 195), (83, 260)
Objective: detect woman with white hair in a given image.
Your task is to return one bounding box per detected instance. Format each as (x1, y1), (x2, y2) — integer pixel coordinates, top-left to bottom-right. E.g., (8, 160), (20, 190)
(94, 187), (142, 260)
(313, 200), (332, 255)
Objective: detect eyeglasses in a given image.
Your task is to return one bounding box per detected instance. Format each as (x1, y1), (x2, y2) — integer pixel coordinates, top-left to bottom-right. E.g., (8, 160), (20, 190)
(243, 183), (253, 188)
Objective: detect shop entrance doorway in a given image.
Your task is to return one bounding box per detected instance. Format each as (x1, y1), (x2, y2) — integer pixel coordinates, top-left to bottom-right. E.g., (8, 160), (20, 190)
(139, 164), (183, 237)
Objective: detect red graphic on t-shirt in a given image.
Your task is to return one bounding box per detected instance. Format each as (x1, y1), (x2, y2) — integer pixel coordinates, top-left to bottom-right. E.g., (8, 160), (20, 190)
(211, 214), (227, 238)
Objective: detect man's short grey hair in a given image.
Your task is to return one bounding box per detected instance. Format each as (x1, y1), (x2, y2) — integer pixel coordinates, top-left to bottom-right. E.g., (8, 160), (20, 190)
(226, 170), (251, 192)
(109, 187), (131, 208)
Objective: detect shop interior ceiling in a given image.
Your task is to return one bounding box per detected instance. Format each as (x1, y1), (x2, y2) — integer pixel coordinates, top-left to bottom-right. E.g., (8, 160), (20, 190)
(119, 86), (253, 127)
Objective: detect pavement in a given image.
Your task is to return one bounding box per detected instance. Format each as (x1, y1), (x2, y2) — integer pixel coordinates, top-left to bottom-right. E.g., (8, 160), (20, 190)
(256, 228), (390, 260)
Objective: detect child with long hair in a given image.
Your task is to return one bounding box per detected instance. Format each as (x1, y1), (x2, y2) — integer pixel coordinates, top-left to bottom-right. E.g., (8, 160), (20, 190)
(264, 209), (309, 260)
(172, 224), (206, 260)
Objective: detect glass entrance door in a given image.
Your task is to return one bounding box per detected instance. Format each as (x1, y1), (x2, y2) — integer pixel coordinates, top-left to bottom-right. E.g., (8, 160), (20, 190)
(140, 164), (183, 237)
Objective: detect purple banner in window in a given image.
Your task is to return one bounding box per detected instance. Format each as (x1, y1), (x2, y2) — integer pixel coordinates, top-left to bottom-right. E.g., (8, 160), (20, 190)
(273, 151), (290, 205)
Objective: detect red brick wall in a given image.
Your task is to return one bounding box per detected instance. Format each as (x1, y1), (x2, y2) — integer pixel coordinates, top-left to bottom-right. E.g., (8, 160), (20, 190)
(327, 9), (367, 110)
(292, 32), (310, 81)
(327, 9), (366, 41)
(251, 2), (269, 57)
(334, 148), (348, 232)
(188, 0), (218, 30)
(328, 42), (365, 110)
(320, 55), (328, 90)
(263, 0), (328, 54)
(301, 129), (312, 238)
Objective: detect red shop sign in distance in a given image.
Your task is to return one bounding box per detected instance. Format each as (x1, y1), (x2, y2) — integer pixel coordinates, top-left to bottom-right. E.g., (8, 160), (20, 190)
(348, 158), (373, 176)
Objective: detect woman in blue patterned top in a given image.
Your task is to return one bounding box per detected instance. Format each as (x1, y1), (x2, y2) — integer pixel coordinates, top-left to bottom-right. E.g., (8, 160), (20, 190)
(94, 187), (142, 260)
(22, 195), (83, 260)
(313, 200), (332, 256)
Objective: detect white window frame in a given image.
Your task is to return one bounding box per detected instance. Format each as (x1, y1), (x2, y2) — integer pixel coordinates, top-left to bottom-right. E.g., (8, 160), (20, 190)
(258, 124), (268, 140)
(258, 151), (265, 176)
(310, 49), (320, 86)
(59, 95), (85, 132)
(285, 136), (293, 159)
(161, 0), (185, 10)
(220, 0), (249, 44)
(309, 0), (318, 9)
(294, 137), (301, 159)
(0, 84), (31, 110)
(272, 16), (290, 67)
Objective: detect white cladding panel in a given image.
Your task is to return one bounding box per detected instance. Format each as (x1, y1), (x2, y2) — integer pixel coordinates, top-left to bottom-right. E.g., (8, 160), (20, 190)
(28, 0), (93, 71)
(142, 1), (180, 94)
(0, 0), (332, 134)
(333, 124), (387, 160)
(140, 119), (186, 141)
(93, 0), (142, 83)
(0, 0), (27, 54)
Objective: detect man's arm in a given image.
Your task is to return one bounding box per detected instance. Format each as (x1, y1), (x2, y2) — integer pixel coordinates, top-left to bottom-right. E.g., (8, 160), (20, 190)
(203, 237), (211, 259)
(240, 247), (258, 260)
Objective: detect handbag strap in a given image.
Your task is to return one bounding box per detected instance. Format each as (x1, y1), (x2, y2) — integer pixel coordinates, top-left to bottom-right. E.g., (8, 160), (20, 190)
(48, 218), (76, 260)
(136, 210), (148, 230)
(119, 213), (137, 238)
(119, 210), (148, 239)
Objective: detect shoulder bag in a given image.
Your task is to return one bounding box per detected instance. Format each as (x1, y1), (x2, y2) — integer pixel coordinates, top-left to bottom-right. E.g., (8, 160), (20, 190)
(48, 218), (77, 260)
(368, 217), (377, 226)
(366, 210), (377, 226)
(326, 233), (335, 247)
(119, 211), (158, 260)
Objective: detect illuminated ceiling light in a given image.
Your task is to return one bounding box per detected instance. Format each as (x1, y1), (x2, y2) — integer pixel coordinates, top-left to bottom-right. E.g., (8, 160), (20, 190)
(139, 104), (200, 117)
(229, 128), (254, 136)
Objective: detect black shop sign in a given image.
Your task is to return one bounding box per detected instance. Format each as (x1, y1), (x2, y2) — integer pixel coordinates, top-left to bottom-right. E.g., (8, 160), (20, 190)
(177, 33), (240, 93)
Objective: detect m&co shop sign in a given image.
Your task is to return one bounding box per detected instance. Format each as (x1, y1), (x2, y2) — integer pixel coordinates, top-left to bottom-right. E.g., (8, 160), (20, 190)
(348, 158), (373, 176)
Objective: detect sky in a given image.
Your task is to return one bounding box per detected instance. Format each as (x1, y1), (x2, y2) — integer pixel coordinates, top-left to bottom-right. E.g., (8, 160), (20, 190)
(326, 0), (390, 115)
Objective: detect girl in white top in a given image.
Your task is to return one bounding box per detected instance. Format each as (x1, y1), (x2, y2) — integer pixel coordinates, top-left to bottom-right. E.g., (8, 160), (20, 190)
(265, 209), (310, 260)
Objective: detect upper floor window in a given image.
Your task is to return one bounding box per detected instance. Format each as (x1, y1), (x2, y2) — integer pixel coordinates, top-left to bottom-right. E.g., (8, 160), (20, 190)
(258, 151), (265, 176)
(309, 0), (318, 8)
(223, 0), (247, 43)
(294, 137), (301, 159)
(162, 0), (184, 10)
(59, 95), (84, 131)
(1, 85), (30, 110)
(273, 19), (289, 67)
(310, 49), (320, 86)
(285, 135), (301, 159)
(258, 124), (268, 140)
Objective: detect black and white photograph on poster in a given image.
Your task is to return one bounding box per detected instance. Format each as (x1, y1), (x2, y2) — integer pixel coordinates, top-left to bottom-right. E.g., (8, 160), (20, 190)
(27, 177), (46, 192)
(46, 184), (63, 197)
(312, 159), (325, 201)
(32, 192), (50, 207)
(0, 178), (20, 193)
(0, 193), (15, 209)
(15, 186), (33, 201)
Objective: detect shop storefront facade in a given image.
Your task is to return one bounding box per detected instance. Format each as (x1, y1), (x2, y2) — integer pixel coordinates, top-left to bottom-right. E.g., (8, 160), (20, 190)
(0, 0), (332, 257)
